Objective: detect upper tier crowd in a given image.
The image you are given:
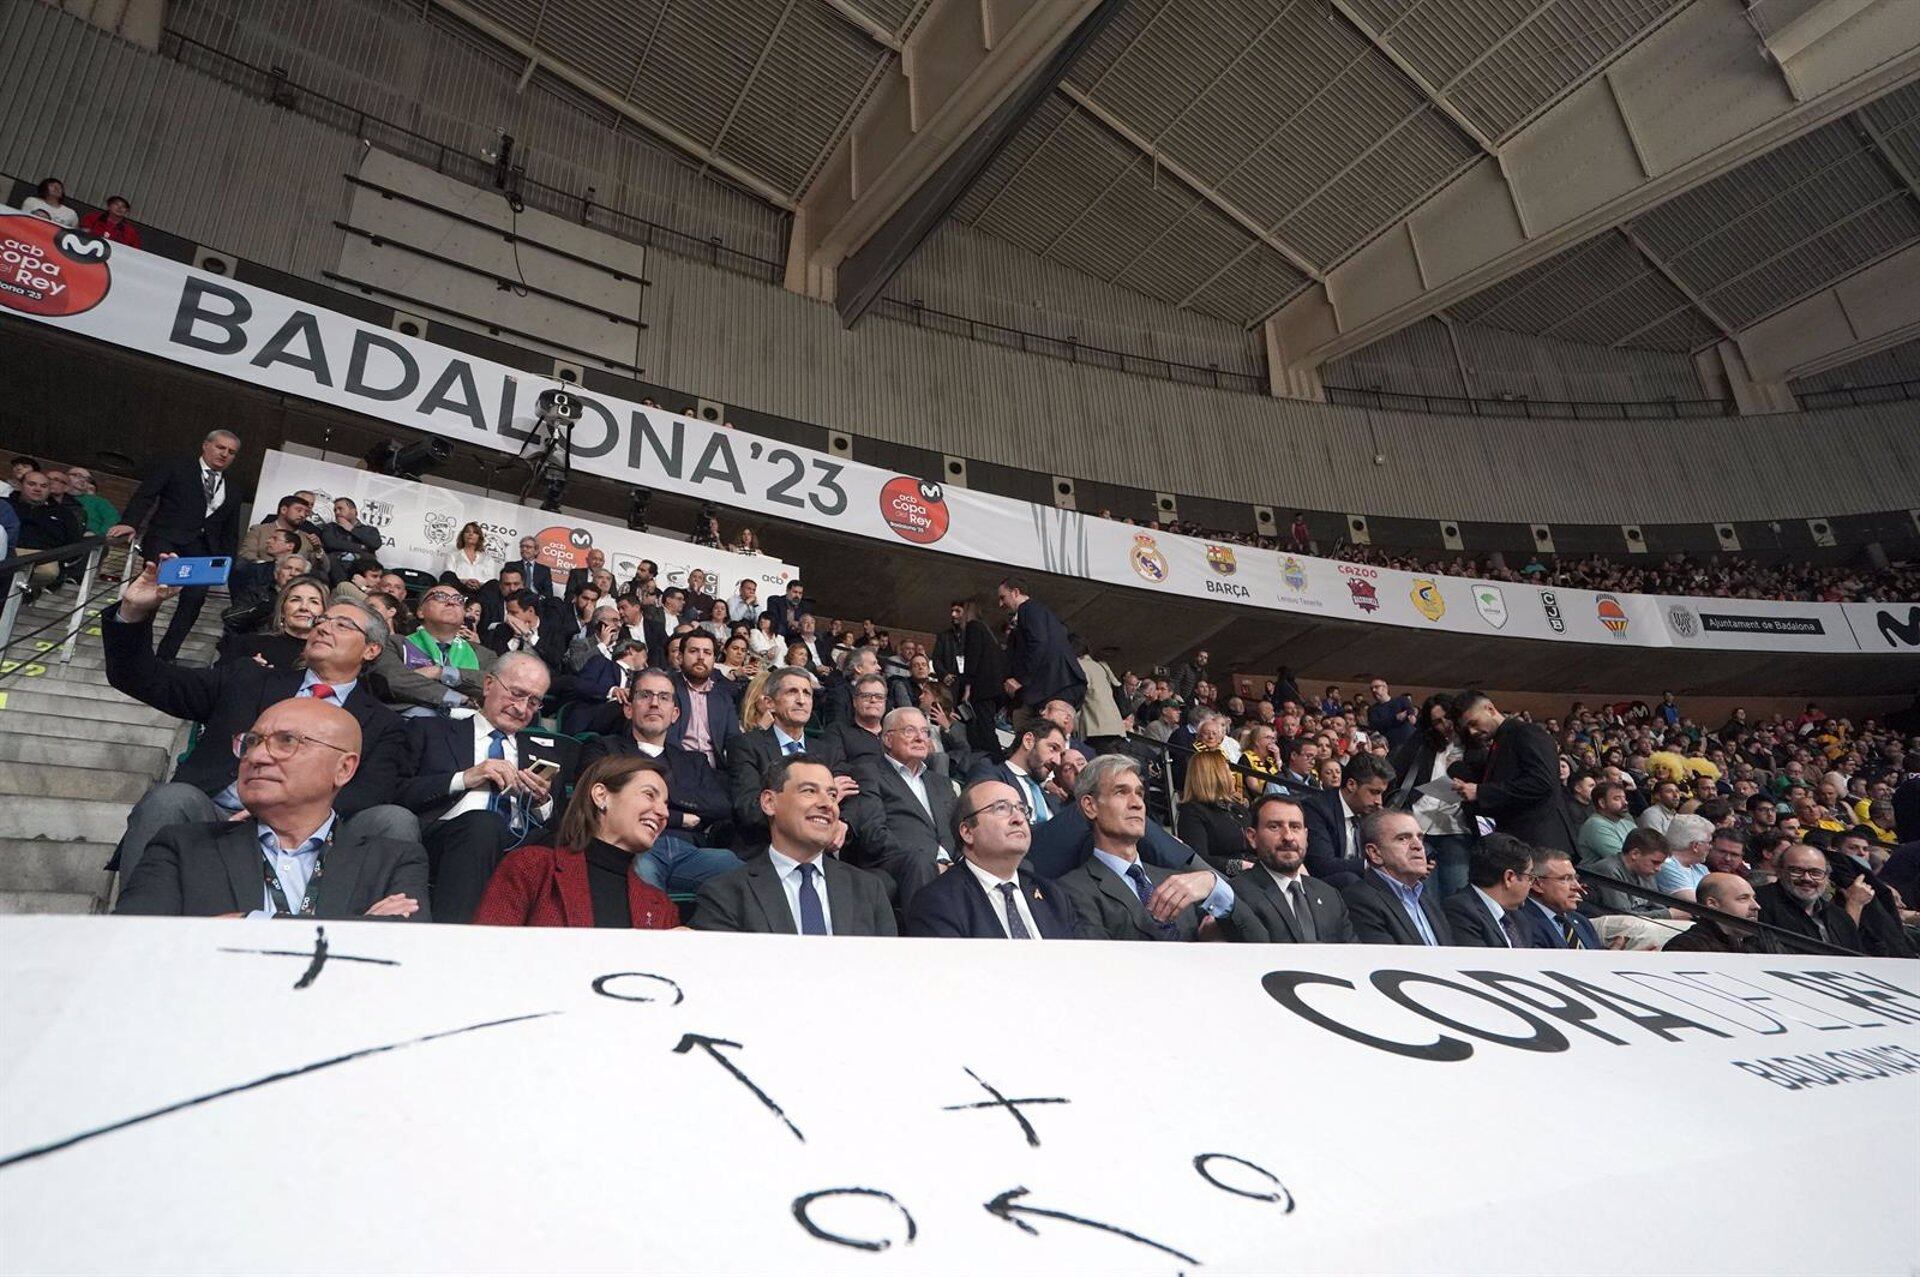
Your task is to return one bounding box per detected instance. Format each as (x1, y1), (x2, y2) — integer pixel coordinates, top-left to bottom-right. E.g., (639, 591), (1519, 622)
(44, 430), (1914, 959)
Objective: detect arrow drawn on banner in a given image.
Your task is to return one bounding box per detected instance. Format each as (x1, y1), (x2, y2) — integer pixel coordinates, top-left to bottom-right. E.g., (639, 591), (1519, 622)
(671, 1033), (804, 1143)
(984, 1186), (1200, 1266)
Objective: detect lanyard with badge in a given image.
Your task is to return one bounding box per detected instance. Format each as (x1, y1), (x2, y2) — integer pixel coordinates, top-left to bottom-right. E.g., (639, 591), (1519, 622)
(260, 830), (331, 917)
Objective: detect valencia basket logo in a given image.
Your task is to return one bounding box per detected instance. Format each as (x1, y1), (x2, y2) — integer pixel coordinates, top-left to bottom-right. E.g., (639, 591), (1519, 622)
(0, 214), (112, 318)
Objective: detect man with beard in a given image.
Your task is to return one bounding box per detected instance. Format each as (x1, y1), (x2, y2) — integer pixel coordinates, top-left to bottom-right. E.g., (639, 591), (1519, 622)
(1229, 794), (1355, 944)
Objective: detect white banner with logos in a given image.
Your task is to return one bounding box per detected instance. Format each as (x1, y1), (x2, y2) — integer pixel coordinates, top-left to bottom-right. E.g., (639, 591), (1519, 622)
(252, 450), (795, 599)
(2, 917), (1916, 1275)
(3, 206), (1911, 656)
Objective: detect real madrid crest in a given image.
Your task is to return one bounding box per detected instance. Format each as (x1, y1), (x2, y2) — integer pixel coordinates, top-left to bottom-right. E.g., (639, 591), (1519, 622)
(1130, 533), (1169, 583)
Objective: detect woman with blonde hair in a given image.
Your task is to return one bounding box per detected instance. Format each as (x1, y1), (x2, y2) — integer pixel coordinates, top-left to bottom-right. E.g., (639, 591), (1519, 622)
(738, 667), (774, 732)
(217, 575), (327, 668)
(473, 755), (682, 928)
(1177, 748), (1250, 873)
(442, 521), (500, 590)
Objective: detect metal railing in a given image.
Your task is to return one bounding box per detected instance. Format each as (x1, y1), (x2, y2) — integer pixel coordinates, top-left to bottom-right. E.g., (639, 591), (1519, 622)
(1793, 378), (1920, 410)
(1324, 385), (1737, 419)
(0, 537), (113, 677)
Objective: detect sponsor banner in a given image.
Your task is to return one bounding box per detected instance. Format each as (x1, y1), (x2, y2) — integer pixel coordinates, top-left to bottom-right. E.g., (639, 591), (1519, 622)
(2, 917), (1917, 1274)
(1846, 602), (1920, 652)
(255, 451), (796, 597)
(3, 207), (1908, 656)
(1657, 598), (1858, 654)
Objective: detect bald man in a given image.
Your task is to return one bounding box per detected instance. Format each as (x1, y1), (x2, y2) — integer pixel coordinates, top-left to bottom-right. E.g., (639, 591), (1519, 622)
(116, 698), (430, 919)
(1663, 872), (1779, 954)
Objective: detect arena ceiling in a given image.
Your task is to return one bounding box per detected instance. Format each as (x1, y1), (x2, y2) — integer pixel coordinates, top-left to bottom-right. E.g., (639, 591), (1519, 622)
(429, 0), (1920, 359)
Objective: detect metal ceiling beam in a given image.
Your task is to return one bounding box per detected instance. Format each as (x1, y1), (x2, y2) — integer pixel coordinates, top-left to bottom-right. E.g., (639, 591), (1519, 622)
(1856, 114), (1920, 205)
(701, 0), (799, 172)
(1617, 224), (1737, 340)
(423, 0), (796, 210)
(1325, 0), (1499, 157)
(818, 0), (902, 51)
(1058, 83), (1325, 283)
(1264, 0), (1920, 372)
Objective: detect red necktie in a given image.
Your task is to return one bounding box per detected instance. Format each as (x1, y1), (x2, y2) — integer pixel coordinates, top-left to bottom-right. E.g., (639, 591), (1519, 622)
(307, 683), (336, 702)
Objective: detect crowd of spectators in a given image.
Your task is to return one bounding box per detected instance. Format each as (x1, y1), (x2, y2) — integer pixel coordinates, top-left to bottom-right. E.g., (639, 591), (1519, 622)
(77, 428), (1918, 959)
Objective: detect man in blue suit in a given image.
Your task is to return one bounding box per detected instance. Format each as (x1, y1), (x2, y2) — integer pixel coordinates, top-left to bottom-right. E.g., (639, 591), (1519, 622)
(508, 536), (556, 597)
(667, 631), (738, 768)
(1520, 845), (1606, 949)
(997, 577), (1085, 733)
(905, 778), (1085, 939)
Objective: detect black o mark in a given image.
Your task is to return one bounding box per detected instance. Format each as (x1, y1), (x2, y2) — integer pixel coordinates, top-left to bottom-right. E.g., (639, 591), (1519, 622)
(591, 972), (684, 1006)
(791, 1187), (917, 1253)
(1194, 1153), (1295, 1212)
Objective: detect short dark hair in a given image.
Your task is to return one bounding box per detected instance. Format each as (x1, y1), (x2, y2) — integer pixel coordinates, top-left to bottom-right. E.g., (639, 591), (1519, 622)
(1022, 719), (1067, 747)
(1282, 735), (1313, 764)
(1622, 827), (1666, 857)
(504, 588), (542, 612)
(663, 587), (687, 603)
(1468, 833), (1534, 888)
(277, 493), (308, 512)
(680, 630), (717, 653)
(1451, 689), (1492, 718)
(763, 751), (830, 796)
(1341, 754), (1395, 788)
(1593, 779), (1626, 804)
(1249, 792), (1305, 828)
(998, 576), (1028, 595)
(1841, 824), (1878, 846)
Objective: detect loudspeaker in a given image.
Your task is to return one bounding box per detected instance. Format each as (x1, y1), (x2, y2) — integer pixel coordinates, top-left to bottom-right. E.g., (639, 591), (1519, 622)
(192, 246), (236, 277)
(1052, 477), (1077, 511)
(1715, 523), (1741, 551)
(1439, 521), (1464, 551)
(696, 398), (725, 424)
(1621, 525), (1646, 554)
(827, 430), (852, 457)
(1806, 517), (1835, 547)
(942, 456), (968, 489)
(1530, 524), (1555, 554)
(1346, 515), (1371, 546)
(389, 310), (429, 340)
(1254, 505), (1275, 534)
(1155, 492), (1178, 519)
(551, 360), (584, 385)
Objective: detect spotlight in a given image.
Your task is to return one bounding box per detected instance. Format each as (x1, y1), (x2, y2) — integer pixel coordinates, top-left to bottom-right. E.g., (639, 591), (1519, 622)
(539, 470), (567, 513)
(364, 437), (451, 481)
(627, 487), (653, 532)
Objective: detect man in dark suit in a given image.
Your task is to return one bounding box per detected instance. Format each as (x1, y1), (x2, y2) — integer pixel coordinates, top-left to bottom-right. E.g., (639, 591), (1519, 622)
(1520, 846), (1606, 950)
(969, 718), (1068, 825)
(763, 579), (813, 640)
(483, 587), (569, 670)
(1229, 794), (1355, 943)
(691, 755), (897, 935)
(905, 777), (1084, 939)
(105, 558), (414, 882)
(581, 667), (740, 891)
(117, 697), (429, 919)
(1056, 755), (1248, 941)
(849, 706), (956, 908)
(996, 577), (1085, 731)
(1341, 810), (1455, 946)
(1442, 834), (1541, 947)
(931, 600), (1007, 755)
(1665, 872), (1782, 953)
(561, 548), (606, 601)
(725, 666), (819, 855)
(507, 535), (556, 597)
(1302, 754), (1393, 888)
(392, 652), (578, 923)
(1754, 843), (1870, 953)
(667, 631), (738, 768)
(109, 429), (246, 660)
(1452, 690), (1579, 856)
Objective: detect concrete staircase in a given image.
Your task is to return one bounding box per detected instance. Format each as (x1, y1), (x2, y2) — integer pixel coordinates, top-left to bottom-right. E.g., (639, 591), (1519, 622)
(0, 587), (220, 914)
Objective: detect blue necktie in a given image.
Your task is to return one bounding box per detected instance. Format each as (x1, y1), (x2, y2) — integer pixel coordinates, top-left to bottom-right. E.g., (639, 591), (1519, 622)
(486, 729), (509, 815)
(1024, 774), (1050, 823)
(796, 862), (827, 935)
(783, 739), (803, 756)
(1126, 863), (1176, 939)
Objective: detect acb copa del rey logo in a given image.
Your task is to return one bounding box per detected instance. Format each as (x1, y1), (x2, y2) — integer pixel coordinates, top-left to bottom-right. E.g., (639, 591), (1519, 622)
(0, 213), (113, 317)
(878, 477), (950, 545)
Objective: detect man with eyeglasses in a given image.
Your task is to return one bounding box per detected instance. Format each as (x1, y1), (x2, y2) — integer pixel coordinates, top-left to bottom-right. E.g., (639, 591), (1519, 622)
(1442, 834), (1542, 947)
(116, 697), (429, 919)
(847, 706), (956, 909)
(580, 666), (740, 892)
(904, 779), (1086, 938)
(372, 583), (495, 715)
(817, 671), (890, 771)
(1755, 843), (1873, 952)
(1520, 847), (1606, 949)
(104, 556), (414, 883)
(390, 651), (576, 924)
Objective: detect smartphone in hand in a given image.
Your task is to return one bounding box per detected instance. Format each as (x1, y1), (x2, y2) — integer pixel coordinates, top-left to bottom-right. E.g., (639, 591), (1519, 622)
(156, 556), (232, 588)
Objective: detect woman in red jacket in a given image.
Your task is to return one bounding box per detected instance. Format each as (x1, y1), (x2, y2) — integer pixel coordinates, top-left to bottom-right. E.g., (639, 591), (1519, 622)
(474, 755), (681, 929)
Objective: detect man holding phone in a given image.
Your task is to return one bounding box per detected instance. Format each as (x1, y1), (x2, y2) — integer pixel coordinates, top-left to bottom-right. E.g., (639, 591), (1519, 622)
(392, 652), (579, 923)
(109, 430), (245, 661)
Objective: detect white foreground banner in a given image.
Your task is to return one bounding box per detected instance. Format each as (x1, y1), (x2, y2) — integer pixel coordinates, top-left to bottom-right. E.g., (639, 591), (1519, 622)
(1, 917), (1916, 1274)
(253, 450), (797, 599)
(2, 207), (1912, 656)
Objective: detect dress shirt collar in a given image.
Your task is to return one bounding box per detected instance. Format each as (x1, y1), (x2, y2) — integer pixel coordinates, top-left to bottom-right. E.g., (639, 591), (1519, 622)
(630, 738), (665, 757)
(772, 725), (807, 753)
(1372, 866), (1424, 905)
(768, 844), (824, 876)
(257, 812), (336, 856)
(1471, 885), (1514, 941)
(472, 713), (517, 756)
(963, 857), (1018, 890)
(1264, 863), (1308, 893)
(1091, 845), (1141, 882)
(887, 754), (925, 782)
(297, 670), (357, 704)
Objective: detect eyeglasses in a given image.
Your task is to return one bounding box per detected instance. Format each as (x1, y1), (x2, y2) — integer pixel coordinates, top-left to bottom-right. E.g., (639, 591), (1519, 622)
(421, 591), (464, 605)
(886, 726), (931, 739)
(961, 798), (1033, 825)
(312, 614), (367, 636)
(234, 730), (352, 760)
(631, 689), (676, 704)
(489, 682), (546, 709)
(1782, 867), (1830, 880)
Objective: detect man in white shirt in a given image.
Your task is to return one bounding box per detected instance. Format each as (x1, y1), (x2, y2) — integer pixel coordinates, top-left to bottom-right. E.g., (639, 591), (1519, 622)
(727, 577), (762, 624)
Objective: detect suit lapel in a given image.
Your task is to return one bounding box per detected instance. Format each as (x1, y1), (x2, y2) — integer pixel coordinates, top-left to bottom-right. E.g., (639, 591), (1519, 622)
(822, 857), (861, 934)
(314, 825), (368, 918)
(219, 824), (262, 912)
(1242, 870), (1300, 942)
(878, 763), (937, 831)
(747, 857), (798, 934)
(1016, 869), (1067, 939)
